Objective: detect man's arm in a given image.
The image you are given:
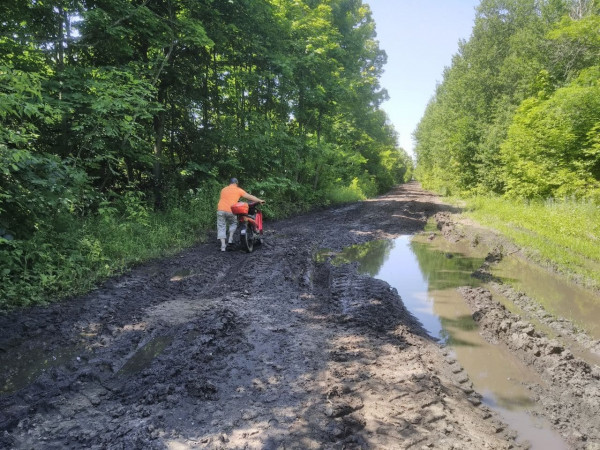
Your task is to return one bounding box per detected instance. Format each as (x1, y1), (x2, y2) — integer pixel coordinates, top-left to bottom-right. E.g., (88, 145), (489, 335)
(242, 193), (264, 203)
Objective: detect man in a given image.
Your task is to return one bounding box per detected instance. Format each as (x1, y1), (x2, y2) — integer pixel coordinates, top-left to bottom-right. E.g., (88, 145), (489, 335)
(217, 178), (264, 252)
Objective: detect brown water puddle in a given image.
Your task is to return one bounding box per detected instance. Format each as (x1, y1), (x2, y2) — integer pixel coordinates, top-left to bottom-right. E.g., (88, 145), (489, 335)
(170, 268), (194, 282)
(415, 230), (600, 366)
(493, 256), (600, 340)
(326, 236), (570, 449)
(433, 288), (539, 406)
(0, 333), (173, 394)
(432, 288), (569, 449)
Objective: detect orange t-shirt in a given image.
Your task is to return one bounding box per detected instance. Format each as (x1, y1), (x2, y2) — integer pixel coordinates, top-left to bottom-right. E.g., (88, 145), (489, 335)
(217, 185), (247, 212)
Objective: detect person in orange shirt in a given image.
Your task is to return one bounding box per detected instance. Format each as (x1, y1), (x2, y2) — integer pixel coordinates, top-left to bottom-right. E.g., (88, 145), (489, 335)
(217, 178), (264, 251)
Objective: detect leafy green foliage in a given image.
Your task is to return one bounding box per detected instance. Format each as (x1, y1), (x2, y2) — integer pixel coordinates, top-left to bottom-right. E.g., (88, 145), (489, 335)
(501, 66), (600, 199)
(327, 178), (368, 204)
(0, 181), (220, 309)
(414, 0), (600, 204)
(0, 64), (47, 148)
(0, 0), (411, 309)
(0, 65), (92, 238)
(548, 13), (600, 81)
(0, 148), (91, 236)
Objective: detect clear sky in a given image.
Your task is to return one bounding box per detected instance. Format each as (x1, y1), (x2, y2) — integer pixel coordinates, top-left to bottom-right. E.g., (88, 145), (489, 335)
(365, 0), (480, 156)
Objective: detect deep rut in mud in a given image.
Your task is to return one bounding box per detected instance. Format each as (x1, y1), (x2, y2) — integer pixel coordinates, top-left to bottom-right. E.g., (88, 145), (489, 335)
(0, 182), (598, 449)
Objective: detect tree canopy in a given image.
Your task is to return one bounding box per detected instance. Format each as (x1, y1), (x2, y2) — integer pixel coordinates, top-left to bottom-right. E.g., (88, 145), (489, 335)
(414, 0), (600, 200)
(1, 0), (412, 238)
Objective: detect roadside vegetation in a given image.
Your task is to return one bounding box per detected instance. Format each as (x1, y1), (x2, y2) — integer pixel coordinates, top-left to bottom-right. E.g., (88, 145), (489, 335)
(463, 196), (600, 289)
(413, 0), (600, 290)
(0, 0), (413, 310)
(1, 187), (217, 308)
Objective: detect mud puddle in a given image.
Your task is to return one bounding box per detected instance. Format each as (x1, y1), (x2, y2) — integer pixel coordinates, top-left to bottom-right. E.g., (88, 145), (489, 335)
(493, 256), (600, 340)
(424, 222), (600, 366)
(0, 345), (79, 394)
(117, 335), (174, 375)
(325, 236), (569, 449)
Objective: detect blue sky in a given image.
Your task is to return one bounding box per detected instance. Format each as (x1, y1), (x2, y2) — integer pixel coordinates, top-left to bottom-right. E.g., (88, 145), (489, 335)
(365, 0), (480, 156)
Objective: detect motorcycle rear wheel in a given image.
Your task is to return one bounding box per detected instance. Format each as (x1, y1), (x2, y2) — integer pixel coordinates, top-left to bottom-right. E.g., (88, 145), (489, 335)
(241, 223), (254, 253)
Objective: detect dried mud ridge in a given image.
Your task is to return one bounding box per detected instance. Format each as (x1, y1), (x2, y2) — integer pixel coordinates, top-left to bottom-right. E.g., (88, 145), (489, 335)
(0, 182), (591, 449)
(435, 211), (600, 449)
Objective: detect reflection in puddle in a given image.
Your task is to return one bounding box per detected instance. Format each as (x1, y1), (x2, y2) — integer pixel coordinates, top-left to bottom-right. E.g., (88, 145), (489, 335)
(118, 336), (173, 375)
(170, 269), (193, 282)
(330, 240), (395, 277)
(331, 238), (484, 340)
(0, 346), (79, 394)
(432, 288), (538, 408)
(325, 236), (568, 450)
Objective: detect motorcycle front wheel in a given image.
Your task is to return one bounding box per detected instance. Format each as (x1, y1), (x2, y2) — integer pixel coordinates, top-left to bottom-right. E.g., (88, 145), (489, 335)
(241, 223), (254, 253)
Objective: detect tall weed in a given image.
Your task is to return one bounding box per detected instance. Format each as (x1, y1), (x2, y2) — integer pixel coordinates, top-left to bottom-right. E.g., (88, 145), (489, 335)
(326, 178), (367, 204)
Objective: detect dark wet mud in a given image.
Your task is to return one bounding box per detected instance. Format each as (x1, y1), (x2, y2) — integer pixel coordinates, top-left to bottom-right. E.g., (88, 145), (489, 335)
(0, 183), (597, 449)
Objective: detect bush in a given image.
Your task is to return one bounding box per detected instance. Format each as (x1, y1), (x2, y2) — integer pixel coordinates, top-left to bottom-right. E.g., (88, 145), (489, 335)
(326, 178), (367, 204)
(501, 67), (600, 199)
(0, 181), (220, 310)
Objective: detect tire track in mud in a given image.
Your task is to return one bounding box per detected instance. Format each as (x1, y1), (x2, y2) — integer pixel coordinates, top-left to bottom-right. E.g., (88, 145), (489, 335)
(1, 183), (525, 449)
(311, 261), (518, 449)
(488, 281), (600, 358)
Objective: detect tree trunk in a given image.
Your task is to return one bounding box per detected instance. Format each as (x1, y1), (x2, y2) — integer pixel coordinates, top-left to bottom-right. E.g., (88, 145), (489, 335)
(56, 4), (70, 156)
(213, 50), (219, 123)
(570, 0), (593, 19)
(202, 69), (209, 130)
(153, 85), (167, 209)
(125, 157), (134, 183)
(313, 110), (323, 191)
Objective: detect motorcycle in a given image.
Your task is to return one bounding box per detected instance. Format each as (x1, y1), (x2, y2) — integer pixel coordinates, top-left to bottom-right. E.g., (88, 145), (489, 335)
(230, 201), (264, 253)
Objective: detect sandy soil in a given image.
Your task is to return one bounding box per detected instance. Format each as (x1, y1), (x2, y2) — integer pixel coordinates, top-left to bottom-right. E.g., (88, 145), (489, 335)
(1, 182), (592, 449)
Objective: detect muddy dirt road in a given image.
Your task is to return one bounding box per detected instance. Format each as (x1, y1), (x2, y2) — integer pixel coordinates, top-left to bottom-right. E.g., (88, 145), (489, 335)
(0, 183), (597, 449)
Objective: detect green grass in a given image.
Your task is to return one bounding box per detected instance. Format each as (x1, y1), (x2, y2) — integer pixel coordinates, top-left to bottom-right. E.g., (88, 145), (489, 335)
(88, 202), (214, 272)
(326, 178), (367, 204)
(462, 195), (600, 289)
(0, 191), (218, 310)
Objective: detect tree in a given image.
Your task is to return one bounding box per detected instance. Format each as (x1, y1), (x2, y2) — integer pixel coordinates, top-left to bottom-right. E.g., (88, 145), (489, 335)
(501, 66), (600, 199)
(413, 0), (600, 199)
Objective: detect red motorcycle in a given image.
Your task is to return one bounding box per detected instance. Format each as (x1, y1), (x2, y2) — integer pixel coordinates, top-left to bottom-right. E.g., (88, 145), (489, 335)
(230, 201), (264, 252)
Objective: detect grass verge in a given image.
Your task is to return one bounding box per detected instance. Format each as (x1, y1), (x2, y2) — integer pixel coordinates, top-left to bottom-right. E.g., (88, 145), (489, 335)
(0, 189), (218, 310)
(461, 196), (600, 290)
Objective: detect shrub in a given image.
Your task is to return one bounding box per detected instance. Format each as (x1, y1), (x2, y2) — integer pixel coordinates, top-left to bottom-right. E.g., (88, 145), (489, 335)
(326, 178), (367, 204)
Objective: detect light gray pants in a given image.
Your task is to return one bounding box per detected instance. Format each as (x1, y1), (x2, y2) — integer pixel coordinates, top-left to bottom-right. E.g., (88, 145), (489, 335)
(217, 210), (237, 240)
